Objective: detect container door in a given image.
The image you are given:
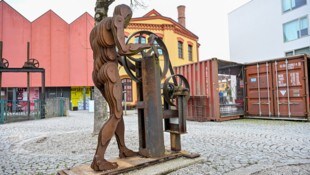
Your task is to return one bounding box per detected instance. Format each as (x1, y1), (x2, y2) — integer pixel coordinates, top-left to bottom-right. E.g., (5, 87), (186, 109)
(272, 58), (307, 118)
(246, 63), (274, 116)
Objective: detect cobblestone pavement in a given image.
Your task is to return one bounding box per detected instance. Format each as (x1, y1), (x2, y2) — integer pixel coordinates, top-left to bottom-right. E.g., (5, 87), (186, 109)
(0, 111), (310, 175)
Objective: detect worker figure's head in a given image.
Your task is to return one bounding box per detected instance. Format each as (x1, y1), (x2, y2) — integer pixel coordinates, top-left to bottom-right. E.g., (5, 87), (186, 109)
(113, 4), (133, 28)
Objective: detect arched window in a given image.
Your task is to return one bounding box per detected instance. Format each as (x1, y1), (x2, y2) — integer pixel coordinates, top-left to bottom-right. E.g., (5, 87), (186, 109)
(134, 36), (146, 44)
(121, 78), (133, 102)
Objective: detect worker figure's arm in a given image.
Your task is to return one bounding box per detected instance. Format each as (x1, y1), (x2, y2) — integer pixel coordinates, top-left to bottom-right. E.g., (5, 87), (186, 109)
(111, 15), (153, 56)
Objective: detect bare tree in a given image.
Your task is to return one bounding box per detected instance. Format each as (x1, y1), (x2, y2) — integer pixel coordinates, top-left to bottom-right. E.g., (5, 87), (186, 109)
(92, 0), (146, 135)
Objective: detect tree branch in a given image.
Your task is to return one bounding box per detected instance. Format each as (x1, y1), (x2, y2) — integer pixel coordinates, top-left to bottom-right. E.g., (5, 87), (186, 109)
(130, 0), (147, 9)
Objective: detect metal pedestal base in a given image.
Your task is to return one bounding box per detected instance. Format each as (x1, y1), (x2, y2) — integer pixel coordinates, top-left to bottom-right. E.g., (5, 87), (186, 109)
(57, 151), (200, 175)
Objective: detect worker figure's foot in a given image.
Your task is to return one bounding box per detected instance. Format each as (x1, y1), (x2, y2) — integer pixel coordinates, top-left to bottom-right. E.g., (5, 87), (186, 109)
(119, 147), (138, 158)
(91, 155), (118, 171)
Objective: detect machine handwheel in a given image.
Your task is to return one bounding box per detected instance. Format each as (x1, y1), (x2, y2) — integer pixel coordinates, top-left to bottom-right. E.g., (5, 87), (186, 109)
(29, 59), (39, 68)
(1, 58), (9, 68)
(163, 74), (190, 106)
(121, 31), (170, 83)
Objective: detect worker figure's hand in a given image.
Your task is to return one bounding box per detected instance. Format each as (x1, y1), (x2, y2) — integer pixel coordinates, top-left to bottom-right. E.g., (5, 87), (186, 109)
(147, 34), (157, 45)
(144, 34), (159, 58)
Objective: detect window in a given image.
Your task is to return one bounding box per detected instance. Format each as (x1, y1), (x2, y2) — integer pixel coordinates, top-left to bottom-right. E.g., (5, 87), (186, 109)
(134, 36), (146, 44)
(282, 0), (307, 12)
(178, 41), (183, 59)
(295, 46), (310, 55)
(121, 78), (132, 102)
(285, 46), (310, 56)
(299, 17), (309, 37)
(283, 16), (308, 42)
(133, 36), (146, 55)
(188, 45), (193, 61)
(285, 51), (294, 56)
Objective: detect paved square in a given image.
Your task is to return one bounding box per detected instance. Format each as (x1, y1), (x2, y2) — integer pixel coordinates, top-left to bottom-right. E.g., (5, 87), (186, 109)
(0, 111), (309, 175)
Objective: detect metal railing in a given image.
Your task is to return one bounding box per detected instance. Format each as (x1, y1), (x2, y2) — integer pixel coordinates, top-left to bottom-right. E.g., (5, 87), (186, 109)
(0, 100), (42, 124)
(0, 97), (68, 124)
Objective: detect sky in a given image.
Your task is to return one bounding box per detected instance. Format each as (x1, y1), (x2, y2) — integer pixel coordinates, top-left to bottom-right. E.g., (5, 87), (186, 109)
(4, 0), (251, 60)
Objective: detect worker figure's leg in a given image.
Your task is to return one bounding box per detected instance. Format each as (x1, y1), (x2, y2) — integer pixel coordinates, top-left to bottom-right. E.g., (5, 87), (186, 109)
(91, 62), (135, 171)
(91, 116), (120, 171)
(115, 117), (138, 158)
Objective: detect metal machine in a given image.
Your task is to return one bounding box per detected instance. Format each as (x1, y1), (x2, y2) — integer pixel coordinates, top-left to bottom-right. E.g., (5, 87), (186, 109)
(122, 31), (193, 157)
(0, 41), (45, 124)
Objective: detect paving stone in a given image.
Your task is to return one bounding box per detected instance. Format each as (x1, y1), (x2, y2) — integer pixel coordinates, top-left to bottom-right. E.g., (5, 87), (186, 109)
(0, 111), (310, 175)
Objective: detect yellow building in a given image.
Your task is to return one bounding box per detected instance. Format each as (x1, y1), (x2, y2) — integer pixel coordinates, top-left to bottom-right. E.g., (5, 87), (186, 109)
(120, 6), (200, 108)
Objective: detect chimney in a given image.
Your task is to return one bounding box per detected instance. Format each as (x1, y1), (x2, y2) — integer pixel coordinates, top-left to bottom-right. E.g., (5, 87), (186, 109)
(177, 5), (186, 27)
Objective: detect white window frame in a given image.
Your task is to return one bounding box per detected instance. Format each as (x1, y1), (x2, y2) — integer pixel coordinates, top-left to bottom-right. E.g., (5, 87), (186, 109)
(282, 0), (307, 13)
(285, 46), (310, 56)
(283, 15), (309, 42)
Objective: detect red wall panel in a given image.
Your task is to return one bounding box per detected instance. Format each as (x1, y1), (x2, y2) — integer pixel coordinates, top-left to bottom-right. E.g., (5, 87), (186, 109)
(50, 12), (70, 86)
(2, 2), (31, 87)
(31, 11), (52, 87)
(0, 2), (3, 41)
(0, 1), (95, 88)
(69, 13), (89, 86)
(86, 14), (94, 86)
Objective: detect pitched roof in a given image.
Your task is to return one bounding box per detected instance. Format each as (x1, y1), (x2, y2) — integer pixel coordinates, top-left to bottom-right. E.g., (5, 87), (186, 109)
(0, 0), (93, 24)
(143, 9), (162, 17)
(130, 9), (199, 40)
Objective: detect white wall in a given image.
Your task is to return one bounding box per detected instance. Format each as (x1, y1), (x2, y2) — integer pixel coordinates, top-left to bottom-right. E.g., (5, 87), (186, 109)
(228, 0), (310, 63)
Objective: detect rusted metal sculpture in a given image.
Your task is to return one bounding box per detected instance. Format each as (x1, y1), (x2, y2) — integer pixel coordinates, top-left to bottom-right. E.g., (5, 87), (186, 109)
(90, 4), (155, 171)
(121, 31), (169, 82)
(89, 3), (198, 173)
(122, 31), (191, 155)
(120, 31), (171, 158)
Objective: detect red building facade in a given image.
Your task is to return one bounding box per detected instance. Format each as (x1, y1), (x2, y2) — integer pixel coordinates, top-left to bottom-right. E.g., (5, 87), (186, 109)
(0, 1), (200, 111)
(0, 1), (94, 88)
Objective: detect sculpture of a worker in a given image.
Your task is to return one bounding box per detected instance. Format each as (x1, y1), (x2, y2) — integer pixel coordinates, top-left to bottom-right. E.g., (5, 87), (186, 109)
(90, 4), (153, 171)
